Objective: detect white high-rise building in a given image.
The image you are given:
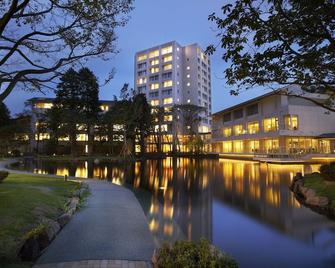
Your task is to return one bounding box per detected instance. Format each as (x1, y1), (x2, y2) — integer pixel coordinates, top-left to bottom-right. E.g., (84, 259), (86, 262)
(134, 41), (212, 135)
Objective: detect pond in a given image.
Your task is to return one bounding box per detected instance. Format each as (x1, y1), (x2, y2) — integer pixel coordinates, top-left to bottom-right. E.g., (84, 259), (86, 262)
(11, 158), (335, 268)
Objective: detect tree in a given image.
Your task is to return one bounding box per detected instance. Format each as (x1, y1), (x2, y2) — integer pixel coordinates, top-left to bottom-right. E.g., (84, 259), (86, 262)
(207, 1), (335, 112)
(0, 101), (10, 125)
(151, 106), (166, 153)
(0, 0), (133, 101)
(131, 93), (153, 155)
(53, 68), (82, 156)
(77, 67), (100, 156)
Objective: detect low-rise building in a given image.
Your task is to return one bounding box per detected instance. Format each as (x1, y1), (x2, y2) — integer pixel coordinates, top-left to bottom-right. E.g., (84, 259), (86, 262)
(211, 86), (335, 159)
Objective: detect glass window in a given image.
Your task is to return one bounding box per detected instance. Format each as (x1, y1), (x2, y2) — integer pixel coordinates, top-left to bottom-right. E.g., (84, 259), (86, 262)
(161, 46), (173, 55)
(150, 67), (159, 74)
(234, 125), (244, 136)
(223, 127), (232, 137)
(263, 117), (279, 132)
(222, 141), (232, 153)
(150, 59), (159, 66)
(163, 80), (173, 88)
(34, 102), (53, 109)
(233, 140), (244, 153)
(163, 55), (173, 63)
(233, 109), (243, 119)
(284, 115), (298, 130)
(163, 98), (173, 105)
(247, 121), (259, 134)
(164, 115), (173, 121)
(150, 99), (159, 106)
(149, 50), (159, 58)
(150, 83), (159, 90)
(163, 64), (172, 71)
(246, 104), (258, 116)
(137, 54), (147, 61)
(223, 113), (231, 123)
(76, 134), (88, 141)
(137, 77), (146, 85)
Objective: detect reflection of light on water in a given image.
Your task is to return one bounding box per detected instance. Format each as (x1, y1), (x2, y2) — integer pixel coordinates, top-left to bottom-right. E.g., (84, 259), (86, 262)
(163, 204), (174, 219)
(149, 218), (159, 232)
(163, 223), (173, 235)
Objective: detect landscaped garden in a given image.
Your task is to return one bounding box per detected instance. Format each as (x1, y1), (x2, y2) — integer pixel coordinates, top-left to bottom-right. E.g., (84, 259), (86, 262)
(0, 172), (79, 268)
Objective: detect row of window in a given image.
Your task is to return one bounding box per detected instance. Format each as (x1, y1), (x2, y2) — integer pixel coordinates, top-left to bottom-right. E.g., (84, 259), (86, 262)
(223, 103), (259, 122)
(150, 98), (173, 106)
(137, 46), (173, 62)
(222, 115), (298, 137)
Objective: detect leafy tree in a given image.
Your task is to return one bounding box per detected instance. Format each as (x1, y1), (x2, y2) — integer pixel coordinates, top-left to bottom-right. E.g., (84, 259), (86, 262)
(53, 68), (82, 156)
(151, 106), (166, 153)
(207, 0), (335, 112)
(0, 0), (134, 101)
(77, 67), (101, 155)
(0, 101), (10, 126)
(131, 93), (153, 155)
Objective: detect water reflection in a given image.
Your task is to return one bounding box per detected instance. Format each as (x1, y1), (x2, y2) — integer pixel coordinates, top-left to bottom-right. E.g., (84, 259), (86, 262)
(13, 158), (335, 268)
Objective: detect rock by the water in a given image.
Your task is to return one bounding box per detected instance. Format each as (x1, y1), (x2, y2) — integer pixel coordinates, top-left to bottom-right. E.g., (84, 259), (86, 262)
(57, 213), (71, 228)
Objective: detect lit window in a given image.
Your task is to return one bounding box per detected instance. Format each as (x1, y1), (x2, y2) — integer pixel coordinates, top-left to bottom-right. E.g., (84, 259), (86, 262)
(161, 46), (173, 55)
(163, 64), (172, 71)
(187, 99), (191, 103)
(222, 141), (232, 153)
(149, 50), (159, 58)
(35, 133), (50, 140)
(186, 66), (190, 70)
(150, 67), (159, 74)
(187, 82), (190, 87)
(150, 83), (159, 90)
(150, 59), (159, 65)
(76, 134), (88, 141)
(177, 65), (180, 68)
(247, 121), (259, 134)
(34, 102), (53, 109)
(58, 136), (69, 141)
(284, 115), (298, 130)
(163, 80), (173, 88)
(177, 47), (180, 51)
(137, 54), (147, 61)
(100, 105), (109, 111)
(187, 74), (190, 78)
(234, 125), (244, 136)
(223, 127), (232, 137)
(76, 124), (87, 131)
(150, 99), (159, 106)
(163, 55), (173, 63)
(164, 115), (173, 121)
(163, 98), (173, 105)
(263, 117), (279, 132)
(177, 81), (180, 85)
(137, 77), (147, 85)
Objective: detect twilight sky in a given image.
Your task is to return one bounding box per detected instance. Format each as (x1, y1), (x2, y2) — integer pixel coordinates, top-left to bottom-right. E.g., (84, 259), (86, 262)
(4, 0), (267, 116)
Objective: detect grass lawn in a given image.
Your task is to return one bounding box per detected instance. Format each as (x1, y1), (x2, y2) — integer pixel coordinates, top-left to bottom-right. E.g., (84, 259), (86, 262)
(304, 172), (335, 207)
(0, 173), (79, 268)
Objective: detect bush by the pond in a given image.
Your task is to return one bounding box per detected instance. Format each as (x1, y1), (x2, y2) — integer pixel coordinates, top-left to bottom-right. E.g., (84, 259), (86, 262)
(319, 162), (335, 181)
(0, 170), (9, 182)
(153, 239), (238, 268)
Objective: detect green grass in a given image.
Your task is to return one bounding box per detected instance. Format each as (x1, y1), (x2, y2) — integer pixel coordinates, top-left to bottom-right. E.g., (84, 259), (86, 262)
(0, 173), (79, 267)
(304, 172), (335, 207)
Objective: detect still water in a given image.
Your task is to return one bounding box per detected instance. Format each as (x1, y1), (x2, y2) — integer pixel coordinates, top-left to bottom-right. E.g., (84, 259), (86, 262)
(12, 158), (335, 268)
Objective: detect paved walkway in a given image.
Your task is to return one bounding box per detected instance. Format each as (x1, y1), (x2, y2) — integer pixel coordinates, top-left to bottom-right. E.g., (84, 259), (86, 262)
(0, 159), (155, 267)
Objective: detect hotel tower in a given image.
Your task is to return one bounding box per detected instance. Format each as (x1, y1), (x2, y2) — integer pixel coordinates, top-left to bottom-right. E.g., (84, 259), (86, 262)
(134, 41), (212, 152)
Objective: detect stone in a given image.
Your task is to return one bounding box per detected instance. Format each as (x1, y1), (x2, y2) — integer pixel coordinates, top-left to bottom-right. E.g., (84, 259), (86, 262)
(68, 197), (80, 211)
(44, 219), (61, 241)
(304, 188), (316, 199)
(306, 196), (329, 207)
(18, 236), (40, 261)
(57, 213), (71, 228)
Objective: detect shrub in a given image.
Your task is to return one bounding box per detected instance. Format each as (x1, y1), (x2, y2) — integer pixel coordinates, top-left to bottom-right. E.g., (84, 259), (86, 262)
(319, 162), (335, 181)
(0, 170), (9, 182)
(154, 239), (238, 268)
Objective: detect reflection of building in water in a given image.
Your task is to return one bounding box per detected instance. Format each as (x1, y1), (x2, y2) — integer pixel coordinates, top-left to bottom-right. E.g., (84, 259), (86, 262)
(213, 160), (334, 241)
(132, 158), (213, 245)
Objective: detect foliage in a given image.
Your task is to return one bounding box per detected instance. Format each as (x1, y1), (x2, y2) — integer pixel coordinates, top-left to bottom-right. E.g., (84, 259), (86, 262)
(187, 136), (205, 154)
(319, 162), (335, 181)
(207, 0), (335, 112)
(155, 239), (238, 268)
(0, 170), (9, 182)
(0, 0), (134, 101)
(0, 101), (10, 125)
(173, 104), (205, 136)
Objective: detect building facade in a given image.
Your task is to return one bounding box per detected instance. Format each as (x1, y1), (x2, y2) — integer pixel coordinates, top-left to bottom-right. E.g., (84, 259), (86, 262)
(134, 41), (212, 152)
(212, 86), (335, 158)
(29, 97), (118, 154)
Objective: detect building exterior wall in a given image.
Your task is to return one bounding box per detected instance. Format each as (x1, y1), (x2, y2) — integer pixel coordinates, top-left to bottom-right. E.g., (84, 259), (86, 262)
(212, 87), (335, 155)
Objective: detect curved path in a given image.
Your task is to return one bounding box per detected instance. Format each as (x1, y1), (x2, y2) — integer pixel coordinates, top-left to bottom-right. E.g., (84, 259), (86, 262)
(1, 159), (155, 267)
